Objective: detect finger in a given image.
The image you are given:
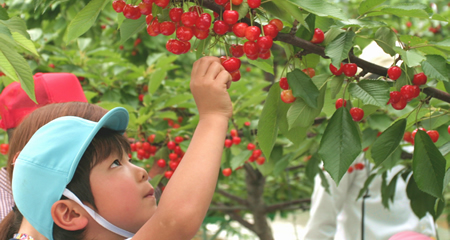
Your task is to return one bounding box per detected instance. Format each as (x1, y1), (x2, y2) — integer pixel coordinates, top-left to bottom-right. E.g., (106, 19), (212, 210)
(196, 57), (220, 77)
(215, 70), (232, 88)
(204, 61), (225, 81)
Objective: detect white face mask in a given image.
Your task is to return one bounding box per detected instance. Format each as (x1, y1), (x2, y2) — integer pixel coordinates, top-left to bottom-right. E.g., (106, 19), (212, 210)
(63, 189), (134, 239)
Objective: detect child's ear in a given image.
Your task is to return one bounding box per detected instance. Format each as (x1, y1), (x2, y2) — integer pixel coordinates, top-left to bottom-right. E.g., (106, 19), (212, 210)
(12, 151), (20, 164)
(51, 200), (89, 231)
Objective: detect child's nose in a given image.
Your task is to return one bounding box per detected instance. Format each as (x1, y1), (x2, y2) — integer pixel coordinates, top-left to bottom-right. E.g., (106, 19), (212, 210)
(134, 165), (148, 182)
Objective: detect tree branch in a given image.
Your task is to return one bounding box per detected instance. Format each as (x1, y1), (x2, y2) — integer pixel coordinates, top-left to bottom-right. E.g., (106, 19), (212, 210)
(265, 198), (311, 212)
(216, 188), (248, 206)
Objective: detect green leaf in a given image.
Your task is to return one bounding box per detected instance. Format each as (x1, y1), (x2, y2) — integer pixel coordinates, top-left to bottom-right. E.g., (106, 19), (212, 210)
(287, 86), (325, 129)
(433, 39), (450, 51)
(305, 154), (321, 182)
(421, 55), (449, 82)
(335, 19), (386, 29)
(325, 31), (355, 68)
(196, 36), (212, 59)
(374, 27), (397, 56)
(393, 47), (426, 67)
(319, 107), (362, 184)
(413, 130), (446, 200)
(230, 150), (252, 170)
(162, 94), (192, 108)
(381, 172), (401, 208)
(287, 69), (320, 108)
(272, 1), (308, 30)
(295, 14), (315, 42)
(289, 0), (347, 20)
(359, 0), (387, 15)
(0, 5), (8, 20)
(277, 97), (307, 145)
(65, 0), (109, 42)
(357, 173), (377, 199)
(348, 80), (390, 107)
(12, 32), (39, 56)
(371, 119), (405, 166)
(2, 17), (30, 39)
(120, 16), (147, 44)
(407, 176), (437, 219)
(148, 67), (167, 94)
(380, 3), (430, 19)
(0, 40), (35, 102)
(257, 85), (280, 160)
(330, 75), (344, 99)
(248, 56), (274, 75)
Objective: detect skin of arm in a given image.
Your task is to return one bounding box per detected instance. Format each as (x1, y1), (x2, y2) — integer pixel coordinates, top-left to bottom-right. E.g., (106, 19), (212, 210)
(133, 56), (232, 240)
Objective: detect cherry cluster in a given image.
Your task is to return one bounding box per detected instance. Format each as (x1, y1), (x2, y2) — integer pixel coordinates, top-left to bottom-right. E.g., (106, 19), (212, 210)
(404, 128), (440, 145)
(158, 136), (185, 179)
(387, 66), (427, 110)
(347, 162), (365, 173)
(130, 134), (160, 160)
(0, 143), (9, 155)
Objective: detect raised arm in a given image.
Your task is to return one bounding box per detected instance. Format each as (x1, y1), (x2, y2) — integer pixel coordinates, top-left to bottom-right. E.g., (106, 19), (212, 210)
(135, 57), (232, 240)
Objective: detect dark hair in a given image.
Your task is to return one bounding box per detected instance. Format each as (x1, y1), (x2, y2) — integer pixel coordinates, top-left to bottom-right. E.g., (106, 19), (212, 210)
(53, 128), (131, 240)
(0, 102), (108, 240)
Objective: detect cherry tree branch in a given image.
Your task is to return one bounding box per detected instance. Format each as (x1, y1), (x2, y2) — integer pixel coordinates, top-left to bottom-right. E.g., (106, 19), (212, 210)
(265, 198), (311, 212)
(216, 188), (249, 206)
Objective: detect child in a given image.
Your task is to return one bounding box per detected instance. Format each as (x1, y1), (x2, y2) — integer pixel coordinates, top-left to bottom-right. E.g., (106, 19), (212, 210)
(11, 56), (232, 240)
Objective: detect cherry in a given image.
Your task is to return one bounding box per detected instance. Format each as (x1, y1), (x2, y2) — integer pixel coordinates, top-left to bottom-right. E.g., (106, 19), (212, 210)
(154, 0), (170, 8)
(279, 77), (289, 90)
(387, 66), (402, 80)
(145, 14), (154, 24)
(335, 98), (347, 109)
(232, 0), (243, 4)
(169, 161), (179, 170)
(181, 11), (198, 27)
(222, 57), (241, 73)
(195, 13), (212, 31)
(263, 24), (279, 39)
(354, 163), (365, 170)
(160, 21), (176, 36)
(246, 53), (259, 60)
(310, 28), (325, 44)
(142, 142), (151, 152)
(247, 0), (261, 8)
(256, 157), (265, 165)
(112, 0), (126, 13)
(214, 20), (228, 35)
(215, 0), (228, 5)
(138, 94), (144, 102)
(130, 143), (137, 152)
(147, 134), (155, 143)
(400, 85), (418, 101)
(244, 121), (251, 126)
(176, 26), (194, 42)
(232, 136), (241, 145)
(448, 125), (450, 135)
(257, 36), (273, 50)
(413, 73), (427, 86)
(247, 143), (256, 150)
(231, 71), (241, 82)
(252, 149), (262, 158)
(166, 39), (185, 54)
(243, 41), (259, 55)
(403, 132), (413, 143)
(224, 139), (233, 148)
(167, 141), (176, 150)
(48, 63), (55, 68)
(232, 22), (248, 38)
(157, 159), (166, 168)
(269, 19), (283, 31)
(222, 168), (232, 177)
(426, 130), (439, 143)
(223, 10), (239, 25)
(406, 21), (412, 28)
(329, 63), (344, 76)
(150, 18), (161, 34)
(164, 170), (173, 179)
(389, 91), (402, 104)
(169, 8), (183, 22)
(135, 141), (143, 149)
(193, 28), (209, 40)
(0, 143), (9, 155)
(169, 153), (178, 161)
(259, 51), (271, 59)
(245, 26), (261, 41)
(347, 166), (354, 173)
(123, 4), (142, 20)
(343, 63), (357, 77)
(138, 2), (152, 15)
(142, 0), (153, 3)
(230, 129), (238, 137)
(175, 136), (184, 143)
(350, 107), (364, 121)
(302, 68), (315, 78)
(134, 38), (142, 47)
(230, 44), (244, 58)
(281, 89), (296, 103)
(391, 96), (407, 110)
(412, 127), (426, 139)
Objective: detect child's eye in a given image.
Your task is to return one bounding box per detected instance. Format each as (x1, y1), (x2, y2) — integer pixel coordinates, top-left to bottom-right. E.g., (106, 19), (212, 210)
(111, 159), (122, 168)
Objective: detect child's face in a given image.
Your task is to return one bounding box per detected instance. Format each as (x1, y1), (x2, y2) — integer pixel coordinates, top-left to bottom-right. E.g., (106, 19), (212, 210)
(89, 151), (157, 233)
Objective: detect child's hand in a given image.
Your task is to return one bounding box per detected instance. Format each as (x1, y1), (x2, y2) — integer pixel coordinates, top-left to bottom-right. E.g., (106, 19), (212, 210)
(190, 56), (233, 120)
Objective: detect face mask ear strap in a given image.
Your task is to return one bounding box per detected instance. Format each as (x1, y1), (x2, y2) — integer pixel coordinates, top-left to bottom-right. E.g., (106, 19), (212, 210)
(62, 189), (135, 238)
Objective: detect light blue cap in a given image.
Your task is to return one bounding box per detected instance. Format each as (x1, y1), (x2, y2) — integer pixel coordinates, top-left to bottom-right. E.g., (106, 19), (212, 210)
(12, 107), (129, 240)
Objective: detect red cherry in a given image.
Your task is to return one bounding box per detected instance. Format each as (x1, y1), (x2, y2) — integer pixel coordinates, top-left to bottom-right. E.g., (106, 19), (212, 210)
(123, 4), (142, 20)
(230, 71), (241, 82)
(169, 8), (183, 22)
(245, 26), (261, 41)
(130, 143), (137, 152)
(389, 91), (402, 104)
(138, 94), (144, 102)
(157, 159), (166, 168)
(243, 41), (259, 55)
(164, 170), (173, 179)
(230, 44), (244, 58)
(222, 168), (232, 177)
(135, 141), (143, 149)
(142, 142), (151, 152)
(259, 51), (271, 59)
(252, 149), (262, 158)
(112, 0), (126, 13)
(222, 57), (241, 73)
(448, 125), (450, 135)
(160, 21), (176, 36)
(413, 73), (427, 86)
(244, 121), (251, 126)
(347, 166), (354, 173)
(403, 132), (413, 143)
(406, 21), (412, 28)
(150, 17), (161, 34)
(145, 14), (154, 24)
(167, 141), (176, 150)
(387, 66), (402, 80)
(176, 26), (194, 42)
(246, 53), (259, 60)
(232, 22), (248, 38)
(269, 19), (283, 31)
(138, 2), (152, 15)
(195, 13), (212, 31)
(400, 85), (419, 101)
(256, 157), (265, 165)
(247, 0), (261, 8)
(232, 0), (243, 4)
(247, 143), (256, 150)
(230, 129), (238, 137)
(281, 89), (296, 103)
(0, 143), (9, 155)
(302, 68), (316, 78)
(263, 24), (279, 39)
(310, 28), (324, 44)
(426, 130), (439, 143)
(354, 163), (365, 170)
(169, 153), (178, 161)
(223, 10), (239, 25)
(343, 63), (357, 77)
(193, 28), (209, 40)
(279, 77), (289, 90)
(181, 11), (198, 27)
(214, 20), (228, 35)
(256, 36), (273, 50)
(391, 96), (407, 110)
(154, 0), (170, 8)
(335, 98), (347, 109)
(224, 139), (233, 148)
(412, 127), (426, 139)
(350, 107), (364, 121)
(329, 63), (344, 76)
(232, 136), (241, 145)
(174, 136), (184, 143)
(169, 161), (179, 170)
(147, 134), (155, 143)
(48, 63), (55, 68)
